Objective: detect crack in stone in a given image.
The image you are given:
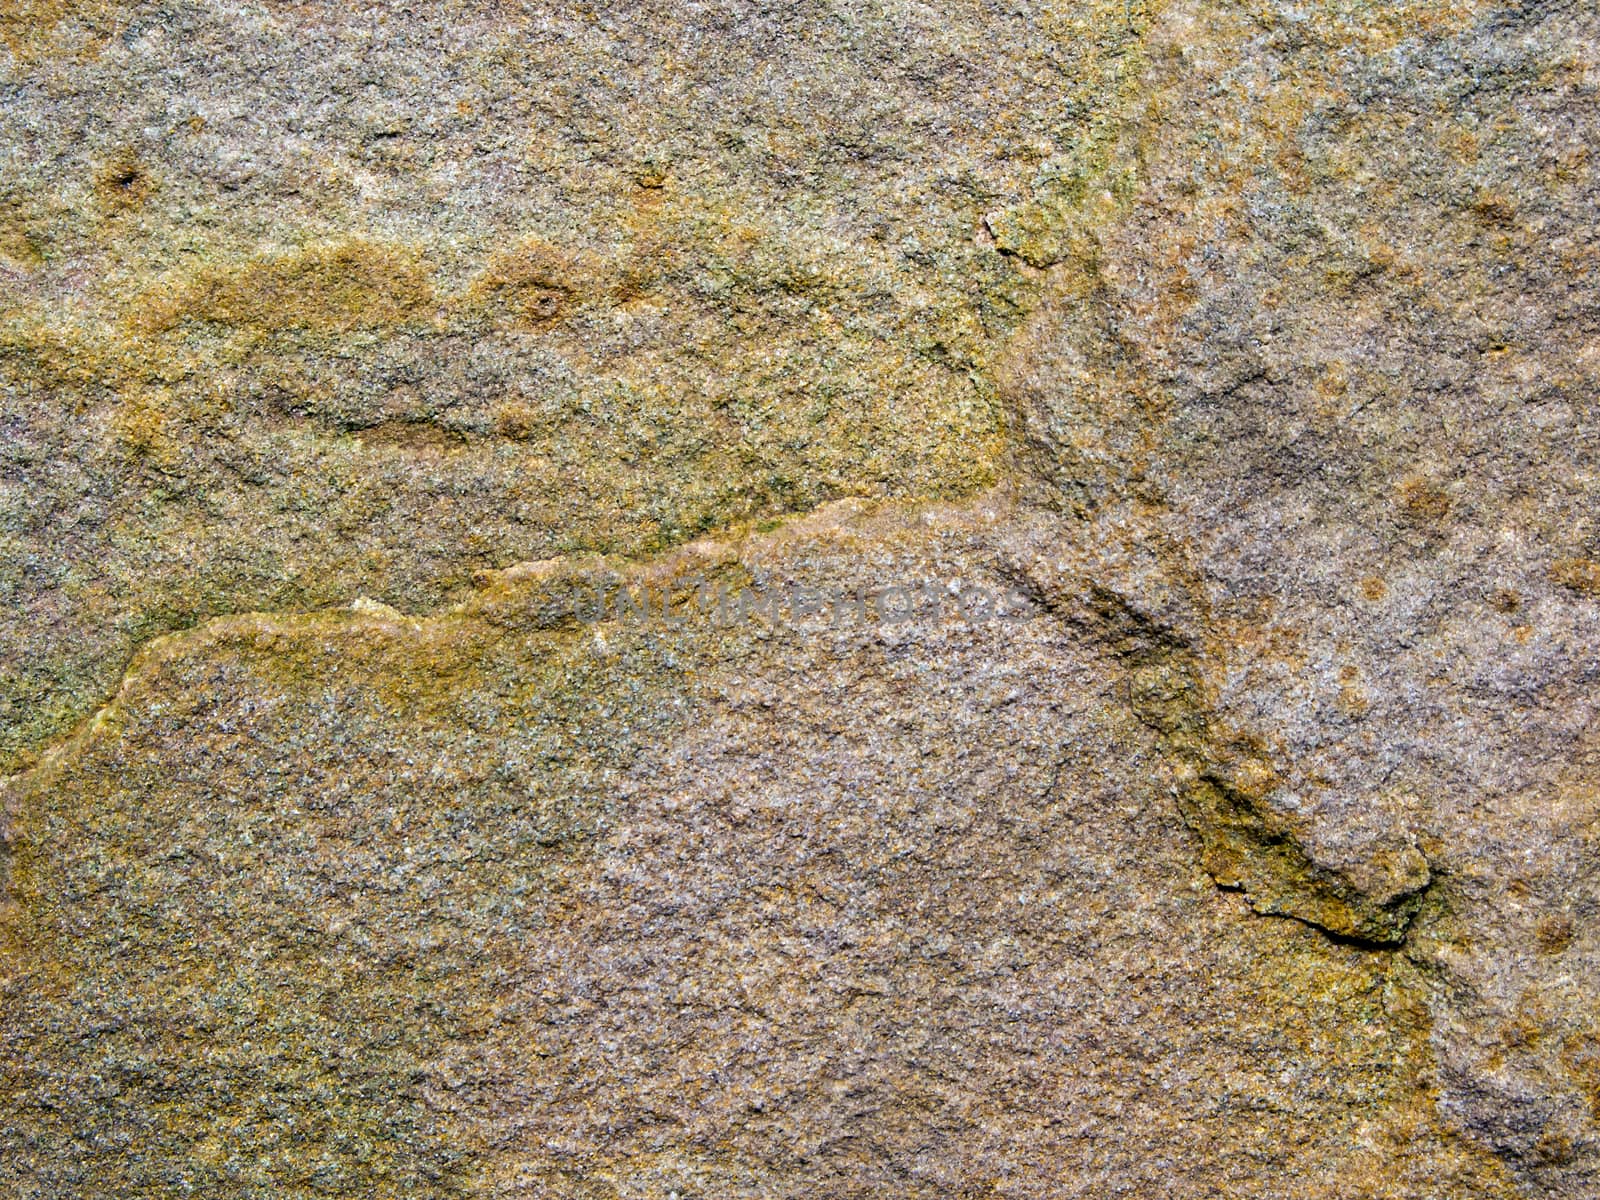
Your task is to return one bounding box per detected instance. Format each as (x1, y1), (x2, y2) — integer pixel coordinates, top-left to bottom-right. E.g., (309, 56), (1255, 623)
(1000, 543), (1433, 949)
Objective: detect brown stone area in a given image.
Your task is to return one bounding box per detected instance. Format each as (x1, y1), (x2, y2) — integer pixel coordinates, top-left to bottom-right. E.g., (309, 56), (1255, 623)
(2, 0), (1597, 1195)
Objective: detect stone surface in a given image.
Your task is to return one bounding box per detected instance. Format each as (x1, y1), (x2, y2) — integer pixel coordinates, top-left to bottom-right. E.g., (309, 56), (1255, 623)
(2, 0), (1598, 1196)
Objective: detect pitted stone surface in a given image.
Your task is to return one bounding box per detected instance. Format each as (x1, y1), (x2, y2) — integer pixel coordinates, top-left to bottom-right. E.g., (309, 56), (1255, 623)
(3, 1), (1598, 1196)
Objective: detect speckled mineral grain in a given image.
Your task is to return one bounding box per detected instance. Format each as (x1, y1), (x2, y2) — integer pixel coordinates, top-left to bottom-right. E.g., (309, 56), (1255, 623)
(2, 1), (1598, 1197)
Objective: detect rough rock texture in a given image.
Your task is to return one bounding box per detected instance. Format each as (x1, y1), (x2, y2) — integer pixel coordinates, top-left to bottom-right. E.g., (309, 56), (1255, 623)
(1004, 1), (1600, 1189)
(2, 0), (1598, 1197)
(1, 0), (1154, 767)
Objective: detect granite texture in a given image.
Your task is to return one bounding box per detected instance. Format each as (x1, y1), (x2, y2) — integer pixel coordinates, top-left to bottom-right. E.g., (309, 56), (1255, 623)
(2, 0), (1598, 1196)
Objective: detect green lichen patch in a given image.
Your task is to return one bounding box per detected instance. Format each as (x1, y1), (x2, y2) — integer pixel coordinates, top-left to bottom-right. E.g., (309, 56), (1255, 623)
(130, 239), (436, 336)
